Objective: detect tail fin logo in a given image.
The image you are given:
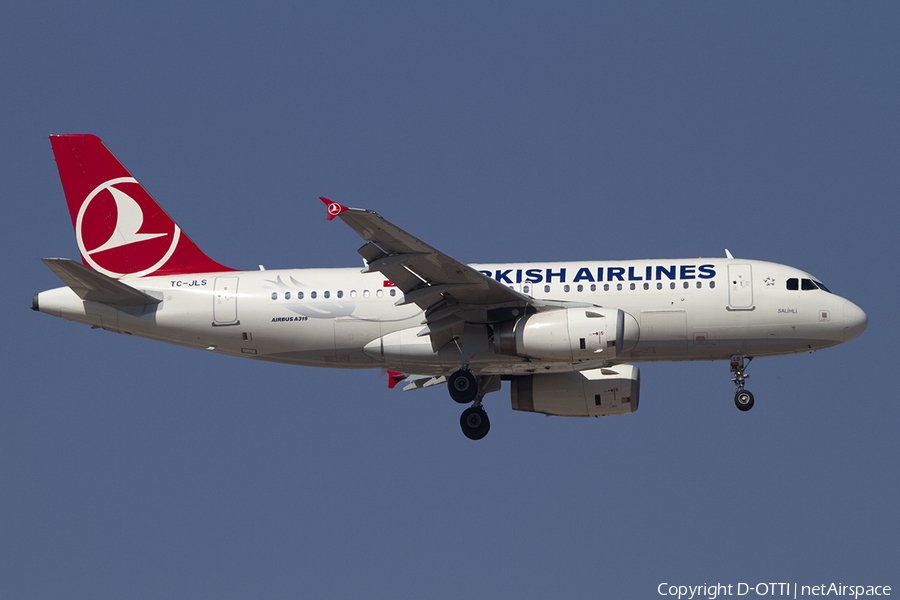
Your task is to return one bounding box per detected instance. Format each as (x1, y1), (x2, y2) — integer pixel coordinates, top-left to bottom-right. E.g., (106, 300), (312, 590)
(76, 177), (182, 278)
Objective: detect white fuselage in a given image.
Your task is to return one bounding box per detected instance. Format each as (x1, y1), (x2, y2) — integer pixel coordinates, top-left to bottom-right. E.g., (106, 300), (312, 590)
(35, 258), (866, 376)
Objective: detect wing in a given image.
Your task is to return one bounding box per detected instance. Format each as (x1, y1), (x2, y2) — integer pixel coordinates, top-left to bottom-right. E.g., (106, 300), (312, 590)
(321, 198), (539, 350)
(321, 198), (529, 308)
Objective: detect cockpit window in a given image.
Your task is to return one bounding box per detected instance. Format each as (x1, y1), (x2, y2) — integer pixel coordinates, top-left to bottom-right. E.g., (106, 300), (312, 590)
(787, 277), (832, 293)
(813, 280), (832, 293)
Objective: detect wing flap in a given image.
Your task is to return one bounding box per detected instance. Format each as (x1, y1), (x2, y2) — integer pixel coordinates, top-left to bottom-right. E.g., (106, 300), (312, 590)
(401, 375), (448, 392)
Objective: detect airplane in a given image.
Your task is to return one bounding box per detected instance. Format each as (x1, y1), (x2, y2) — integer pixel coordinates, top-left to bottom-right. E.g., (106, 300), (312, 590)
(33, 134), (868, 440)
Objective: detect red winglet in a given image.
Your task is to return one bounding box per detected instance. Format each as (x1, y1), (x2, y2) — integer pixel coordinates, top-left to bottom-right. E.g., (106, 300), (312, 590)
(319, 197), (349, 221)
(387, 371), (408, 389)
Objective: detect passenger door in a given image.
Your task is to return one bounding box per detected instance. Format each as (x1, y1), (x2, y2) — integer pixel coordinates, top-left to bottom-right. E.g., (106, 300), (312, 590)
(213, 276), (240, 326)
(727, 264), (754, 310)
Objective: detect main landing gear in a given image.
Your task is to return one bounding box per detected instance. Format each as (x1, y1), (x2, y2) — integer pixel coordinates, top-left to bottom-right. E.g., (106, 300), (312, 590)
(460, 405), (490, 441)
(448, 368), (496, 440)
(730, 354), (755, 411)
(448, 369), (478, 404)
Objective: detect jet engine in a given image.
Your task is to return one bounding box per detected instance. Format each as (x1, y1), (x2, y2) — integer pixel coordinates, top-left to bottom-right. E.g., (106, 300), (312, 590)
(510, 365), (640, 417)
(493, 307), (639, 361)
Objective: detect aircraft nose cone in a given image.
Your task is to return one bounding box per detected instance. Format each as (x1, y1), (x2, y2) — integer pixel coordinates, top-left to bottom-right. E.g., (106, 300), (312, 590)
(842, 300), (867, 342)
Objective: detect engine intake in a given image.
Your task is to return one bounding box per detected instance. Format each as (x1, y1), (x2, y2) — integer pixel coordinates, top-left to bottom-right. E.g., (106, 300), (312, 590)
(510, 365), (641, 417)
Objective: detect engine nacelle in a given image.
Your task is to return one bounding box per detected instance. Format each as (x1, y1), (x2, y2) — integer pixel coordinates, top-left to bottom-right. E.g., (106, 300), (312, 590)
(510, 365), (640, 417)
(494, 307), (639, 362)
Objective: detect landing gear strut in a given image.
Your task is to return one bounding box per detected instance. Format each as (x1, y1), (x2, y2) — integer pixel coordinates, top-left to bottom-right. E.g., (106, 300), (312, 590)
(730, 354), (754, 411)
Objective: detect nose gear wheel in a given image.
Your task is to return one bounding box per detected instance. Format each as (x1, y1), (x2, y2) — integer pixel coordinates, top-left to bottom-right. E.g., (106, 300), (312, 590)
(730, 355), (754, 412)
(734, 389), (755, 411)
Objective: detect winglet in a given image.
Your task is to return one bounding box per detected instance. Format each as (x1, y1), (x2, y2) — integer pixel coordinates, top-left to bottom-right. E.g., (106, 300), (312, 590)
(320, 197), (349, 221)
(387, 371), (408, 389)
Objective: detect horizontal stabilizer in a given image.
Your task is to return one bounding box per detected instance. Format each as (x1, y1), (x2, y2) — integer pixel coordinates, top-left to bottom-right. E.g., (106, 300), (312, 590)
(41, 258), (162, 306)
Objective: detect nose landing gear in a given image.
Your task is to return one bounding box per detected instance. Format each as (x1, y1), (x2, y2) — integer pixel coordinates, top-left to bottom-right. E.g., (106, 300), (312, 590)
(730, 355), (754, 411)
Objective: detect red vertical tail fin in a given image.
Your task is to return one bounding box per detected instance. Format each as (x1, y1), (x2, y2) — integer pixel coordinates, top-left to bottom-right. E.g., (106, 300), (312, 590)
(49, 134), (233, 278)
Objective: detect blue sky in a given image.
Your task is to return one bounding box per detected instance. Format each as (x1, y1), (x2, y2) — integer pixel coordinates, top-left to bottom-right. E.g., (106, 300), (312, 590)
(2, 2), (897, 598)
